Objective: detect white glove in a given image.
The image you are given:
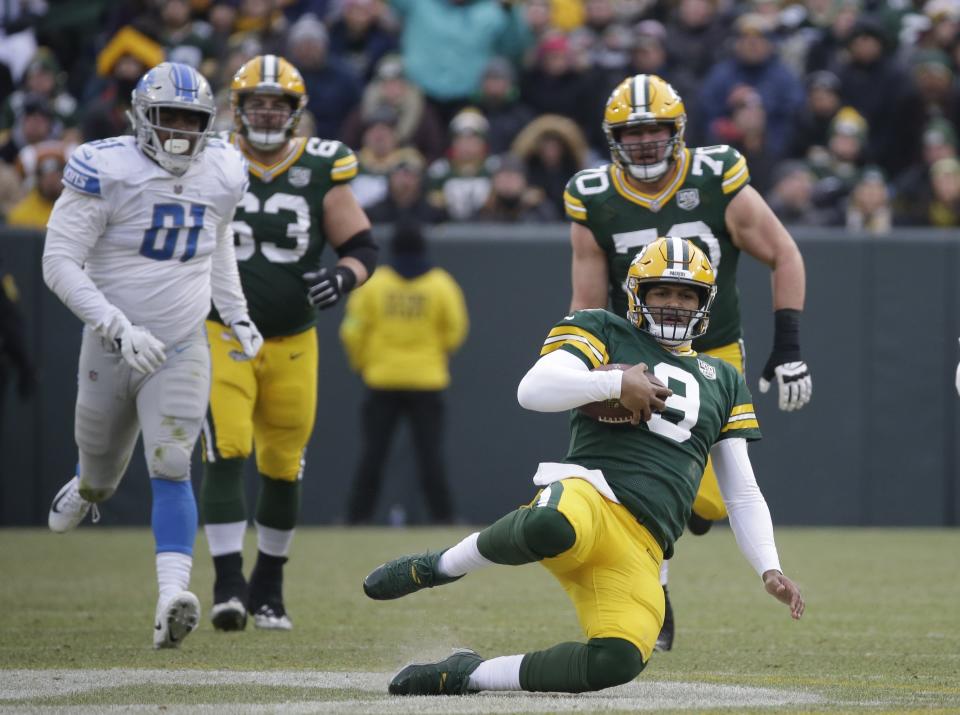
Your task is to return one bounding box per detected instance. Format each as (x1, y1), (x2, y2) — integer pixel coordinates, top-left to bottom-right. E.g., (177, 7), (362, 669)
(98, 314), (166, 374)
(758, 361), (812, 412)
(230, 317), (263, 360)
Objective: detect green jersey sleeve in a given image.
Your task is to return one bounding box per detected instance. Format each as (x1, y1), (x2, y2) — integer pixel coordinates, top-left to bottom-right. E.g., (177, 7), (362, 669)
(692, 144), (751, 206)
(562, 166), (613, 225)
(716, 365), (762, 442)
(540, 309), (613, 369)
(322, 139), (359, 184)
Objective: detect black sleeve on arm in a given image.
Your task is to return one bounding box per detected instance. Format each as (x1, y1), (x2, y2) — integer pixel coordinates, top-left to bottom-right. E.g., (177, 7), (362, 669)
(334, 229), (379, 277)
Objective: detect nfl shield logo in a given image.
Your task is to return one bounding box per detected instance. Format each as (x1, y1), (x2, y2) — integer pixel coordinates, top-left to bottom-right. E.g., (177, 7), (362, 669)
(289, 167), (311, 187)
(677, 188), (700, 211)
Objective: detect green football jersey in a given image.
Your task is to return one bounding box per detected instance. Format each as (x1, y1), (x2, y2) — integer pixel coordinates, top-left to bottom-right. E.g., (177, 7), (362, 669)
(209, 134), (359, 337)
(563, 145), (750, 351)
(540, 309), (761, 557)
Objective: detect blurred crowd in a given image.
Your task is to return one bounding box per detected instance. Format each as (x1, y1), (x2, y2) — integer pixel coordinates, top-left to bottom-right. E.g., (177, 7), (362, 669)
(3, 0), (960, 234)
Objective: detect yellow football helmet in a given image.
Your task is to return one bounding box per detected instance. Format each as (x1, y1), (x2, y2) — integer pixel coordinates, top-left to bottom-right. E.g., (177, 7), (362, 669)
(603, 74), (686, 182)
(231, 55), (308, 150)
(626, 237), (716, 346)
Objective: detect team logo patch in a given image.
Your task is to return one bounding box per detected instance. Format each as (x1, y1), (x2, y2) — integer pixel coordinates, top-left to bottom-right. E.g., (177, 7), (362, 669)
(677, 188), (700, 211)
(697, 358), (716, 380)
(289, 167), (311, 187)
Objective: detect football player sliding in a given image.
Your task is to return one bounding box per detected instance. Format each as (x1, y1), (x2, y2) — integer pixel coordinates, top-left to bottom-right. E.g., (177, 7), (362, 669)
(42, 62), (262, 649)
(199, 55), (376, 633)
(363, 237), (803, 696)
(565, 74), (811, 650)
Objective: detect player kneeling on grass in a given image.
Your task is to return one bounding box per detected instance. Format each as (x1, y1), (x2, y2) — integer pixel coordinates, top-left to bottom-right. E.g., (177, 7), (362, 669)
(364, 236), (804, 695)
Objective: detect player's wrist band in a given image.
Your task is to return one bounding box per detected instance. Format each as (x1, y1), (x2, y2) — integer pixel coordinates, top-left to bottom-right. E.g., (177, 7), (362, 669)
(772, 308), (802, 355)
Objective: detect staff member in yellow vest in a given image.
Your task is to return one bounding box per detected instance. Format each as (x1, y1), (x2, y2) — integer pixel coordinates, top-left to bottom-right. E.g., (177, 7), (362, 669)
(340, 219), (469, 525)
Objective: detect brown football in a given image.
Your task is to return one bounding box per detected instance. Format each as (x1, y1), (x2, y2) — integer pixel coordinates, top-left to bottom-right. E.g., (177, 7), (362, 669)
(577, 364), (666, 424)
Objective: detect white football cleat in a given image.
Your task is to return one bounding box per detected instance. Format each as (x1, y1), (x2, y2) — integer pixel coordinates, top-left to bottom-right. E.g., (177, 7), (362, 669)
(251, 603), (292, 631)
(153, 591), (201, 649)
(48, 477), (100, 533)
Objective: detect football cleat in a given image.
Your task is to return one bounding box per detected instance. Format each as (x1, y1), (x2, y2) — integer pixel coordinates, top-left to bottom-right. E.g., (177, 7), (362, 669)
(211, 597), (247, 632)
(389, 648), (484, 696)
(250, 602), (292, 630)
(655, 585), (675, 652)
(154, 591), (200, 649)
(363, 550), (462, 601)
(48, 476), (100, 533)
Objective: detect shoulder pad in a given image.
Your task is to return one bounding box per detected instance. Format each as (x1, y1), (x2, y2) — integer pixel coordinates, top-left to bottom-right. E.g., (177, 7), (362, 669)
(690, 145), (750, 194)
(563, 165), (613, 222)
(62, 139), (129, 197)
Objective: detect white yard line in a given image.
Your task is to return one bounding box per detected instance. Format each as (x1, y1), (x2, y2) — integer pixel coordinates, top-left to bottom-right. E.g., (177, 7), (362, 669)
(0, 669), (826, 713)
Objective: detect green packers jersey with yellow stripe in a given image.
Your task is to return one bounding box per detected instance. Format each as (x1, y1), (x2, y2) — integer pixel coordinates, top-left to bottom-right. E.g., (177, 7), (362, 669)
(541, 308), (761, 556)
(563, 145), (749, 351)
(208, 133), (359, 337)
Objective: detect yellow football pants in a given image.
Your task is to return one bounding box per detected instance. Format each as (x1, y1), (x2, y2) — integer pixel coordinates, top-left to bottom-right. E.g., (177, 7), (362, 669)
(205, 321), (318, 481)
(538, 478), (665, 661)
(692, 340), (745, 520)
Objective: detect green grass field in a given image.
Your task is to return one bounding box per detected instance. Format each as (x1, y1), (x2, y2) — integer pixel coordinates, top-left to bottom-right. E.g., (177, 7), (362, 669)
(1, 526), (959, 714)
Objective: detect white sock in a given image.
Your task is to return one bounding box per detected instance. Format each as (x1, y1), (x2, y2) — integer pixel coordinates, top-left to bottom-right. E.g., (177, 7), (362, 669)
(156, 552), (192, 605)
(660, 558), (669, 587)
(468, 654), (524, 691)
(256, 522), (294, 557)
(205, 520), (247, 557)
(437, 532), (492, 577)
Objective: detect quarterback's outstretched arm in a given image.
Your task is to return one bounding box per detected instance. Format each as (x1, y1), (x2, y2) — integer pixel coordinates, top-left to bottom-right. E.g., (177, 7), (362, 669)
(712, 437), (804, 619)
(517, 349), (623, 412)
(42, 189), (125, 333)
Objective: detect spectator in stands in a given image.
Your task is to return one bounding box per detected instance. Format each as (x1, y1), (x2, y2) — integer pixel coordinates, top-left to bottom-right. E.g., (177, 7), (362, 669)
(340, 218), (468, 526)
(0, 95), (58, 166)
(328, 0), (398, 82)
(845, 166), (892, 234)
(894, 117), (958, 221)
(802, 0), (860, 74)
(787, 70), (842, 161)
(807, 106), (869, 218)
(153, 0), (218, 75)
(767, 160), (840, 225)
(287, 13), (363, 140)
(475, 153), (558, 223)
(232, 0), (289, 55)
(914, 0), (960, 55)
(0, 49), (78, 143)
(698, 13), (805, 160)
(388, 0), (532, 123)
(520, 32), (601, 152)
(919, 157), (960, 226)
(367, 149), (447, 225)
(510, 113), (590, 216)
(832, 16), (910, 177)
(663, 0), (727, 85)
(708, 85), (777, 196)
(426, 108), (492, 221)
(341, 54), (445, 162)
(353, 105), (404, 209)
(6, 142), (66, 229)
(81, 26), (164, 141)
(472, 57), (535, 156)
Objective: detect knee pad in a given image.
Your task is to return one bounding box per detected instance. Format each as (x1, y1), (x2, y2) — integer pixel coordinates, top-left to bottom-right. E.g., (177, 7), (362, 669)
(149, 442), (192, 479)
(585, 637), (645, 690)
(523, 507), (576, 559)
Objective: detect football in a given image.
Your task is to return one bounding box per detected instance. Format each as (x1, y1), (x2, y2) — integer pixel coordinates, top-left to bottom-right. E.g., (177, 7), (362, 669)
(577, 364), (666, 424)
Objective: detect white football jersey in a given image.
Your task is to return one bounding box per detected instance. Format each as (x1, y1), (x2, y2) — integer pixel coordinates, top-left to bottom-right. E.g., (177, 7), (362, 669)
(45, 136), (249, 345)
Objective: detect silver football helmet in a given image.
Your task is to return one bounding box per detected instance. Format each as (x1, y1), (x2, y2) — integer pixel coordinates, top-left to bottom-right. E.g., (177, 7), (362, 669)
(129, 62), (216, 176)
